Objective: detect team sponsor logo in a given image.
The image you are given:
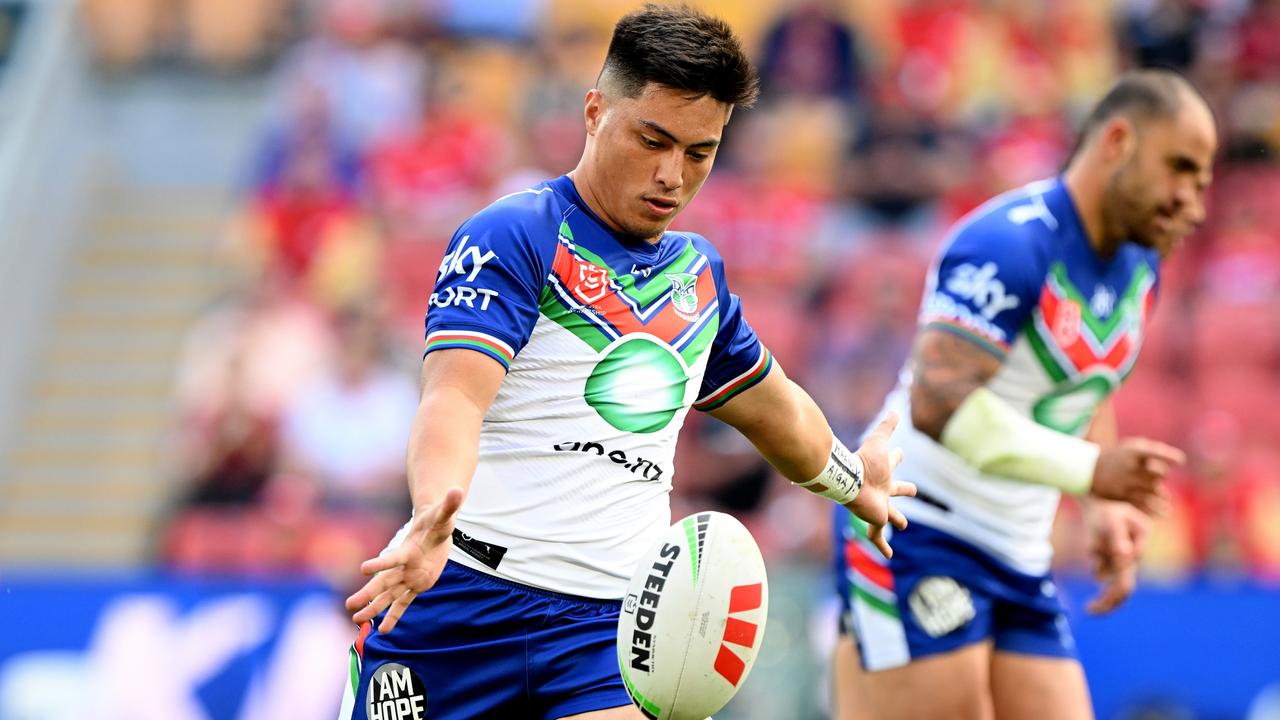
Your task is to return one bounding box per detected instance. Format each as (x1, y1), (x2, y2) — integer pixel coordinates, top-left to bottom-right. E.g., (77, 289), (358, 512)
(585, 337), (688, 434)
(945, 262), (1021, 320)
(431, 234), (501, 311)
(552, 441), (665, 481)
(1053, 299), (1082, 346)
(908, 576), (975, 638)
(713, 582), (762, 687)
(628, 543), (681, 672)
(429, 286), (500, 311)
(437, 234), (496, 282)
(573, 259), (611, 303)
(666, 272), (701, 321)
(365, 663), (427, 720)
(922, 291), (1010, 344)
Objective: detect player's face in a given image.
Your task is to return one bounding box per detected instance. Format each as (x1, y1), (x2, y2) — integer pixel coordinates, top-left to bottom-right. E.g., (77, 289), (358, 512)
(1108, 102), (1217, 257)
(582, 82), (730, 241)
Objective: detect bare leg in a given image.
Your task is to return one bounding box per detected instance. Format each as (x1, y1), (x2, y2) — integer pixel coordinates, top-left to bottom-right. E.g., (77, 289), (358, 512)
(990, 651), (1093, 720)
(832, 634), (996, 720)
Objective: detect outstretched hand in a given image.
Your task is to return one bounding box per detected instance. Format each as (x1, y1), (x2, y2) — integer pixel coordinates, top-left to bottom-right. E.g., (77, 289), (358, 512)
(345, 486), (466, 634)
(1085, 499), (1150, 615)
(1091, 438), (1183, 516)
(843, 412), (916, 559)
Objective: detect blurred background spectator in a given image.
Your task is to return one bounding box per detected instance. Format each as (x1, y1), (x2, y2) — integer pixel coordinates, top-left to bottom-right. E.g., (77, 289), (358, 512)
(1, 0), (1279, 718)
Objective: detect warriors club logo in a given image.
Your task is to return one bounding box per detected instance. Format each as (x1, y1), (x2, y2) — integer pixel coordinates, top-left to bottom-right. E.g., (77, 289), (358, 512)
(666, 272), (700, 322)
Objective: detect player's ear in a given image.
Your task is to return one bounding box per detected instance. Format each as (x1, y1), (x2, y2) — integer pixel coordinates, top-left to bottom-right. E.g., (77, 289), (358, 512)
(584, 88), (605, 136)
(1101, 116), (1137, 164)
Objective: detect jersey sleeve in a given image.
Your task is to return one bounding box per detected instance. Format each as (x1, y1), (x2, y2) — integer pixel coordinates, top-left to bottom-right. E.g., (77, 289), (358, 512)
(424, 205), (551, 370)
(692, 238), (774, 411)
(919, 217), (1045, 358)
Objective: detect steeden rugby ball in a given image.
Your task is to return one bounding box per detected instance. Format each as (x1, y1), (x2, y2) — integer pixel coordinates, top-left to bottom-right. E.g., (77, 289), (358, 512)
(616, 511), (769, 720)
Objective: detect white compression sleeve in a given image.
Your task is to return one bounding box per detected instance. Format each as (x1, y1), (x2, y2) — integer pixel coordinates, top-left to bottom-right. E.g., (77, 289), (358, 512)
(940, 387), (1100, 495)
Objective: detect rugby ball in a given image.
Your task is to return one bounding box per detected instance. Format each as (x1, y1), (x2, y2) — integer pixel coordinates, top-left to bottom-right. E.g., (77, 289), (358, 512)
(616, 511), (769, 720)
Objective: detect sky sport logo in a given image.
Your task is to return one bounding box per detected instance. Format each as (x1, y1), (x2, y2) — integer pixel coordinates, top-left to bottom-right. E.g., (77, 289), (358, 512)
(366, 663), (427, 720)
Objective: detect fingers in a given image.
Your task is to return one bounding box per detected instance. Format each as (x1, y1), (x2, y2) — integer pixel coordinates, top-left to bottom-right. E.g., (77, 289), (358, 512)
(1127, 507), (1152, 553)
(890, 479), (917, 498)
(345, 562), (397, 612)
(378, 588), (416, 634)
(1105, 516), (1135, 558)
(888, 447), (905, 471)
(426, 486), (466, 541)
(1129, 438), (1187, 468)
(867, 523), (893, 560)
(1143, 457), (1172, 478)
(867, 412), (900, 443)
(1129, 481), (1166, 517)
(359, 549), (405, 577)
(1142, 485), (1171, 519)
(1086, 563), (1137, 615)
(888, 504), (909, 531)
(350, 582), (400, 625)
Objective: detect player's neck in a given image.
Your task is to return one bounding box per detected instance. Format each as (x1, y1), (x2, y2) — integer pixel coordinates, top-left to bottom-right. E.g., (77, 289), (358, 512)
(566, 167), (663, 245)
(563, 165), (610, 230)
(1062, 162), (1121, 258)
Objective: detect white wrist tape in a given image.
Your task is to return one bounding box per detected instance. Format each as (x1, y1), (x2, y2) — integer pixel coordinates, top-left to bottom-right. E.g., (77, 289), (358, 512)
(795, 437), (864, 504)
(941, 387), (1100, 495)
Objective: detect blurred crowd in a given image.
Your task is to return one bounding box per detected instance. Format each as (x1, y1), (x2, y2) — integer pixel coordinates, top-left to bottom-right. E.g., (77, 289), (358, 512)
(90, 0), (1280, 588)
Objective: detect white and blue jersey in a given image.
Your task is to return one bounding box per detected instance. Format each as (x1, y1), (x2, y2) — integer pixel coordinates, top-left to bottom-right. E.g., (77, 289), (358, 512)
(343, 175), (774, 718)
(837, 177), (1160, 670)
(397, 174), (771, 600)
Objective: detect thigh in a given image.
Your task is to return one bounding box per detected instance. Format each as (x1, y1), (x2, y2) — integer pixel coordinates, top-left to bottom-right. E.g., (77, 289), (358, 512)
(991, 651), (1093, 720)
(833, 634), (995, 720)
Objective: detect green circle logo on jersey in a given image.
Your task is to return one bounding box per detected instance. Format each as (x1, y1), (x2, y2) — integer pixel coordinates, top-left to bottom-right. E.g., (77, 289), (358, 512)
(1032, 373), (1116, 435)
(585, 337), (688, 433)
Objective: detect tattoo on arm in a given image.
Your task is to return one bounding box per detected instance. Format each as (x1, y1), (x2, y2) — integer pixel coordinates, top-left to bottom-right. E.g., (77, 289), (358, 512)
(909, 329), (1004, 440)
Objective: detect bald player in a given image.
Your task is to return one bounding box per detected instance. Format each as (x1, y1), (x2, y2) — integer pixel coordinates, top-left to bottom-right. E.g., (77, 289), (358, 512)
(832, 69), (1217, 720)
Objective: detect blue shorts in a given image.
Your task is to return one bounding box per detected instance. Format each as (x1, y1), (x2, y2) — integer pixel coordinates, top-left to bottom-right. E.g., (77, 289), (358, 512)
(342, 560), (631, 720)
(832, 507), (1075, 671)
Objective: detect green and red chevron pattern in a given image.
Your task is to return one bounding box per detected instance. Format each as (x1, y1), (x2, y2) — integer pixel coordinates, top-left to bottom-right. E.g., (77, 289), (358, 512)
(538, 222), (720, 366)
(1025, 261), (1155, 384)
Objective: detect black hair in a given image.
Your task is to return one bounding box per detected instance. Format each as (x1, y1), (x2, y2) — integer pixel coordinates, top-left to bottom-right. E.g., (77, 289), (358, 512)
(1065, 68), (1207, 164)
(600, 3), (759, 108)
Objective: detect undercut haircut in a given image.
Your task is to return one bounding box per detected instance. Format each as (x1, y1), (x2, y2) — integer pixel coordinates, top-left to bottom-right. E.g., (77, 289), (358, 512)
(1065, 69), (1208, 163)
(600, 3), (759, 108)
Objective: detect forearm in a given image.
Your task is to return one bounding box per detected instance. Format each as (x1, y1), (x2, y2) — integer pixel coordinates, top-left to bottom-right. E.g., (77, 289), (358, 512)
(405, 387), (485, 512)
(737, 377), (832, 482)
